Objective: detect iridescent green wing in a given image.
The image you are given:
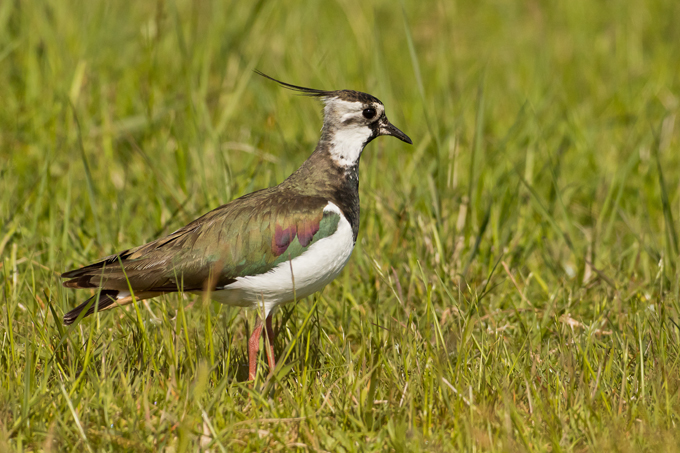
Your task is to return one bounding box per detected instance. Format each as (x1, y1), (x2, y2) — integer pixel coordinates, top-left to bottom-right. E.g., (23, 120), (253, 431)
(61, 191), (340, 293)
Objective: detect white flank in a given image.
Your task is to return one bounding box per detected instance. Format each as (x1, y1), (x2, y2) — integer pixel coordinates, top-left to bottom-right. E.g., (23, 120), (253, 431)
(209, 202), (354, 316)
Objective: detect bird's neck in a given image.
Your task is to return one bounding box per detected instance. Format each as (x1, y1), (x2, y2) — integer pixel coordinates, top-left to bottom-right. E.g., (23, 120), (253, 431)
(286, 125), (369, 189)
(281, 127), (366, 240)
(321, 124), (372, 168)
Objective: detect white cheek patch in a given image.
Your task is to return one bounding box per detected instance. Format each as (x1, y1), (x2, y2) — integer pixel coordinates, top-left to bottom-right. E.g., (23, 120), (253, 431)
(325, 98), (362, 122)
(330, 126), (373, 167)
(340, 112), (357, 123)
(339, 103), (384, 124)
(323, 97), (380, 167)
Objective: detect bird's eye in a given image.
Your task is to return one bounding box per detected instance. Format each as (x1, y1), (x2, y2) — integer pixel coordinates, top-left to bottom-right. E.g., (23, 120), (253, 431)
(362, 107), (376, 119)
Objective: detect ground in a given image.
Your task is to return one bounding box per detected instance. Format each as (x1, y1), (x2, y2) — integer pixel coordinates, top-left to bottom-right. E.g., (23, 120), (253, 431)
(2, 0), (680, 451)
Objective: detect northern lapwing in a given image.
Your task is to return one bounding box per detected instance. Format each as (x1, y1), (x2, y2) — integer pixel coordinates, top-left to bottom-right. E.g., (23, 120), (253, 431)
(61, 72), (412, 380)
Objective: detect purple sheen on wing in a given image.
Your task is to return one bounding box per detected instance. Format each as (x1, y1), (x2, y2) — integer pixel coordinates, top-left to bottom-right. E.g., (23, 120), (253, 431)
(297, 219), (320, 247)
(272, 224), (297, 256)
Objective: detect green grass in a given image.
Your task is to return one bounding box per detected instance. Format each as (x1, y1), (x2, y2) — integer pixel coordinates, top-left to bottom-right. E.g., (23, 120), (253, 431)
(2, 0), (680, 451)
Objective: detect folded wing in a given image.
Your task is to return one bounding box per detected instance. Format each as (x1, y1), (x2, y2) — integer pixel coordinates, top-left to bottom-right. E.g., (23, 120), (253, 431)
(62, 190), (339, 323)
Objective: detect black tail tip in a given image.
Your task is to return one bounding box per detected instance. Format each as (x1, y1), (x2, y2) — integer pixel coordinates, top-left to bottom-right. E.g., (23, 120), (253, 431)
(63, 312), (78, 325)
(63, 290), (118, 325)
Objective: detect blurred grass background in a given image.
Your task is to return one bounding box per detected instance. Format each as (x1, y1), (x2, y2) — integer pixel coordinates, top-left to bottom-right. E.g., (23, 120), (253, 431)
(2, 0), (680, 451)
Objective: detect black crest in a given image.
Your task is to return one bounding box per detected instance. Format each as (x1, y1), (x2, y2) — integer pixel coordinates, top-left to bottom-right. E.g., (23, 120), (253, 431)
(255, 70), (333, 98)
(255, 70), (383, 105)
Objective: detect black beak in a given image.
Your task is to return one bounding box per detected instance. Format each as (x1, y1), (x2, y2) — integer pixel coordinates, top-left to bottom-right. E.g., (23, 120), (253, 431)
(379, 119), (413, 145)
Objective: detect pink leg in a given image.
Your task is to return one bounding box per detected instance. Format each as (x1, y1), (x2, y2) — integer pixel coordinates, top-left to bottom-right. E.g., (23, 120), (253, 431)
(248, 320), (263, 381)
(247, 313), (276, 381)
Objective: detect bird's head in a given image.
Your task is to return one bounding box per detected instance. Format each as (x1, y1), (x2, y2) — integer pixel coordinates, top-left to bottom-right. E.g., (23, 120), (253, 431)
(257, 71), (412, 168)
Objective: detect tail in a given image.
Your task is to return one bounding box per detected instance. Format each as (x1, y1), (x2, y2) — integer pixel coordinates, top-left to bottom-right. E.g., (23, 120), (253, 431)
(63, 290), (119, 325)
(60, 249), (175, 325)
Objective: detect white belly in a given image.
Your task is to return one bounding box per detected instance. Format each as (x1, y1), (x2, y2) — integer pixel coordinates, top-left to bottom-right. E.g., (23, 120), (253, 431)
(208, 202), (354, 315)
